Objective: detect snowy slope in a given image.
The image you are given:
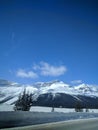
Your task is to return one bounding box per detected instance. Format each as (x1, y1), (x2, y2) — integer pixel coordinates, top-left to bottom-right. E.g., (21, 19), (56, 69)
(74, 83), (98, 97)
(38, 81), (73, 94)
(0, 79), (38, 104)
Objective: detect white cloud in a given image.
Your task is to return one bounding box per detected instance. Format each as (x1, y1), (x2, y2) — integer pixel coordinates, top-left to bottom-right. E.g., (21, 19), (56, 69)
(16, 69), (38, 78)
(71, 80), (82, 84)
(33, 63), (40, 70)
(16, 61), (67, 79)
(33, 61), (67, 77)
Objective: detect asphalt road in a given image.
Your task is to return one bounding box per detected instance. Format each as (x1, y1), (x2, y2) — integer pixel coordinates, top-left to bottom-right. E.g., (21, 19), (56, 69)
(2, 118), (98, 130)
(0, 111), (96, 128)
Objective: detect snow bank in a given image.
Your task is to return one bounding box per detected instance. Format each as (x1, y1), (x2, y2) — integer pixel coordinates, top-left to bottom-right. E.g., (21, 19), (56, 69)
(0, 104), (98, 113)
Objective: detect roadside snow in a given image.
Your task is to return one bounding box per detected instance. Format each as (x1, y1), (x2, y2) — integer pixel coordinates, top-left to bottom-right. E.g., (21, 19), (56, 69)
(0, 104), (98, 113)
(0, 104), (14, 111)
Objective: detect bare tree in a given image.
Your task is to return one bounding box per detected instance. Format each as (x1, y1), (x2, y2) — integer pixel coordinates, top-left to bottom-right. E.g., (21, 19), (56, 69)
(75, 100), (83, 112)
(51, 106), (55, 112)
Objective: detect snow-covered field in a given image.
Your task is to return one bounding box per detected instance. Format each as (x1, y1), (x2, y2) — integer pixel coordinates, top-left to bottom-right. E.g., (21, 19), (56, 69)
(0, 104), (14, 111)
(30, 106), (98, 113)
(0, 104), (98, 113)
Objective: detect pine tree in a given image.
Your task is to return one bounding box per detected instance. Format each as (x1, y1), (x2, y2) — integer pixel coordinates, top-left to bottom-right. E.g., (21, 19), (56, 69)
(14, 89), (33, 111)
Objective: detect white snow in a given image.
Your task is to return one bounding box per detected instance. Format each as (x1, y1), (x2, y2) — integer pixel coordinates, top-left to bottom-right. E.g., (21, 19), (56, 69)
(0, 104), (98, 113)
(0, 104), (14, 111)
(39, 81), (74, 95)
(0, 80), (98, 104)
(0, 85), (38, 104)
(74, 83), (98, 97)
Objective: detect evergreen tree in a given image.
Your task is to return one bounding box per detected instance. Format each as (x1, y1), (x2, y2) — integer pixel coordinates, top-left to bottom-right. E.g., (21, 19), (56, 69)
(14, 89), (33, 111)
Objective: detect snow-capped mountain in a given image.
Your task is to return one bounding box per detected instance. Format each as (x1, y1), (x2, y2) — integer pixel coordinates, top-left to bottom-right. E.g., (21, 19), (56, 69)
(0, 79), (98, 108)
(74, 83), (98, 96)
(34, 81), (98, 97)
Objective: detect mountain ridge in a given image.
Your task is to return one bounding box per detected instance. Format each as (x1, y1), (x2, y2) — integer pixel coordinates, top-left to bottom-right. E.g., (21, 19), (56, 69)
(0, 79), (98, 108)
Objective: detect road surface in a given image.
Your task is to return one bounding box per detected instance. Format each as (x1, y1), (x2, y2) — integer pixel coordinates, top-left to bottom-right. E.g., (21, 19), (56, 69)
(2, 118), (98, 130)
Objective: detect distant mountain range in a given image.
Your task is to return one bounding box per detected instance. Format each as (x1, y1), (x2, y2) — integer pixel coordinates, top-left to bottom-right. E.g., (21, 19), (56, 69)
(0, 79), (98, 108)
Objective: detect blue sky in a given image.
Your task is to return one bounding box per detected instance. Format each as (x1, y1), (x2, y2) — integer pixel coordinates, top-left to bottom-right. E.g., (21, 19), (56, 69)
(0, 0), (98, 85)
